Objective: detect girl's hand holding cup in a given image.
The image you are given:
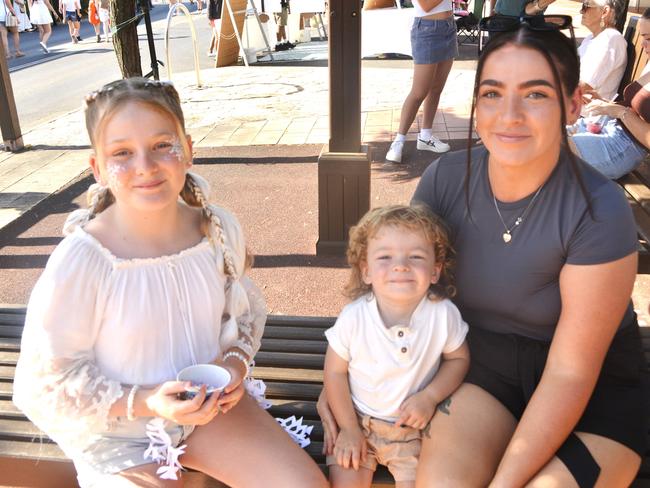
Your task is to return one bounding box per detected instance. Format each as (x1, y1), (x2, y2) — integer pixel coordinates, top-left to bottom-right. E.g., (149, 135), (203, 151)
(145, 381), (221, 425)
(217, 358), (247, 414)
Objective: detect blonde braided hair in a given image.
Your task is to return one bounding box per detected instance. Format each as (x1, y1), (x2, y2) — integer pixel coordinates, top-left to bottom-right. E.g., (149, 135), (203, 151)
(180, 172), (241, 279)
(62, 183), (115, 235)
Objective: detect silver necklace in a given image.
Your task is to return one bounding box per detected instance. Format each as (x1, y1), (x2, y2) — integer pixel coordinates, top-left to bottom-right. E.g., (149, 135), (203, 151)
(492, 185), (544, 244)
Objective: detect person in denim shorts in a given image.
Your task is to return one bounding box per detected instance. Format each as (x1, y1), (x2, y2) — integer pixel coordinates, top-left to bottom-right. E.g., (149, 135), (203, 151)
(385, 0), (458, 163)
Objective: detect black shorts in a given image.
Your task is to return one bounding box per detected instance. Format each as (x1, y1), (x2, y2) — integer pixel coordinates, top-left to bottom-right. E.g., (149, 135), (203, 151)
(464, 320), (648, 457)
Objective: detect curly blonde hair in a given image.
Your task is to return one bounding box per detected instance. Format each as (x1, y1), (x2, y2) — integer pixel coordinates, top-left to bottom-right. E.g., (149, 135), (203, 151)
(344, 204), (456, 301)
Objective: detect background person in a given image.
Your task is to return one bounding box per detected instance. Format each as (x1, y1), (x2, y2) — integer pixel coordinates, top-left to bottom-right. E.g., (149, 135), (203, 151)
(385, 0), (457, 164)
(28, 0), (59, 52)
(60, 0), (81, 43)
(577, 0), (627, 102)
(88, 0), (101, 42)
(0, 0), (23, 58)
(571, 7), (650, 179)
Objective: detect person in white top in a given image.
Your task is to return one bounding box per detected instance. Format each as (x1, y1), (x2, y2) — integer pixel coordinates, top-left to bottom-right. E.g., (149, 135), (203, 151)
(385, 0), (458, 163)
(12, 78), (328, 488)
(577, 0), (627, 101)
(60, 0), (81, 43)
(323, 205), (470, 487)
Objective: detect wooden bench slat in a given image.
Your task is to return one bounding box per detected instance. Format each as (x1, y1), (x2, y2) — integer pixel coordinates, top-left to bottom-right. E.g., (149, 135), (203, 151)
(266, 316), (335, 328)
(260, 338), (327, 354)
(254, 351), (324, 369)
(0, 439), (67, 463)
(252, 366), (323, 383)
(0, 325), (23, 339)
(262, 326), (327, 341)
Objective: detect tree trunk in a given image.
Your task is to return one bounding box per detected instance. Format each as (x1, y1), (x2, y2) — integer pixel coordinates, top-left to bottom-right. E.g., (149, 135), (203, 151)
(111, 0), (142, 77)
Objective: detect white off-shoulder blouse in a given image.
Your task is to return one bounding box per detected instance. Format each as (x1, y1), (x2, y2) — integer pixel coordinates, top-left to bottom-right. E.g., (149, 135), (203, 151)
(12, 203), (266, 461)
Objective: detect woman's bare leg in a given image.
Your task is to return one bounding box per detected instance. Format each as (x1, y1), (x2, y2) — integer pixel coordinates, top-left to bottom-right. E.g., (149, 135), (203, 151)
(0, 25), (9, 57)
(526, 432), (641, 488)
(415, 384), (516, 487)
(421, 58), (453, 130)
(41, 23), (52, 44)
(397, 63), (438, 136)
(7, 26), (21, 55)
(181, 395), (328, 488)
(329, 465), (374, 488)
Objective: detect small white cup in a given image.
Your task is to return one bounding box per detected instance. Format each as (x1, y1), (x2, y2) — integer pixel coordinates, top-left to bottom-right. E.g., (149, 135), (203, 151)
(177, 364), (231, 400)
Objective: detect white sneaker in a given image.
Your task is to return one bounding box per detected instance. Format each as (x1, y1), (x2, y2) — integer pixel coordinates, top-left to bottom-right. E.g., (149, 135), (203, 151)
(417, 135), (450, 153)
(386, 141), (404, 163)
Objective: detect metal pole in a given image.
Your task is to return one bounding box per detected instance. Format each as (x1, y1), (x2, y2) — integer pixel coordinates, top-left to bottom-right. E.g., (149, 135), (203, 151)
(141, 0), (160, 79)
(0, 40), (23, 152)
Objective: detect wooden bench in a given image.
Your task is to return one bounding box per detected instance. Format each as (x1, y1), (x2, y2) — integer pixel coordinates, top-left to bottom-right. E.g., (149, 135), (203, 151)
(1, 306), (649, 487)
(617, 15), (650, 273)
(0, 307), (392, 487)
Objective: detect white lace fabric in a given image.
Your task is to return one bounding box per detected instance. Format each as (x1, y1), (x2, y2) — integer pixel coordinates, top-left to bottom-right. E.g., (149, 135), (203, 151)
(13, 203), (266, 467)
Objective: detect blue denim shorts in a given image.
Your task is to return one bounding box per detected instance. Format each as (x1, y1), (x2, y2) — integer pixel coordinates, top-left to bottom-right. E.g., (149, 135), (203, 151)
(410, 17), (458, 65)
(571, 116), (647, 180)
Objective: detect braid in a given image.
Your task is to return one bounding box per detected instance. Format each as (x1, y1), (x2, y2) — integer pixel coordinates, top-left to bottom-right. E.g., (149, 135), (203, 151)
(183, 173), (238, 279)
(62, 183), (114, 235)
(87, 183), (115, 215)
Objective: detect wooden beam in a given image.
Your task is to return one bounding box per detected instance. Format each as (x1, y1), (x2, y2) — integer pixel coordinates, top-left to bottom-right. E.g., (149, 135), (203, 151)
(0, 41), (23, 152)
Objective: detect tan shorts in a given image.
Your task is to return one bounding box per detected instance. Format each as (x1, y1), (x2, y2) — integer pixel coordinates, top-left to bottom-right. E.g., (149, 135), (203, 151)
(326, 413), (421, 482)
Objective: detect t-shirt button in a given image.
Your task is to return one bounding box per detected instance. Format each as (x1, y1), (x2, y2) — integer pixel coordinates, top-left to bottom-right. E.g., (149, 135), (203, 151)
(401, 347), (407, 353)
(398, 331), (404, 337)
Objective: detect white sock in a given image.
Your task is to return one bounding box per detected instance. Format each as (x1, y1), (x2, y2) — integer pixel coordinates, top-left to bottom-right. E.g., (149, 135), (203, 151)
(419, 128), (432, 141)
(394, 133), (406, 143)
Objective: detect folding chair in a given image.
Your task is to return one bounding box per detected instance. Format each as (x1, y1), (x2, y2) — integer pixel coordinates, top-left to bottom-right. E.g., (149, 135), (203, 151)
(454, 0), (480, 46)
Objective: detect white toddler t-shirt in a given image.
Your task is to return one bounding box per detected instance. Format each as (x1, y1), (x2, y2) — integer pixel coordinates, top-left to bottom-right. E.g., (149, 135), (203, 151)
(325, 294), (468, 422)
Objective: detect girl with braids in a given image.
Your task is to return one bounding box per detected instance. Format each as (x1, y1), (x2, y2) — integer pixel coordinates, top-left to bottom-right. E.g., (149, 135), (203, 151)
(318, 20), (646, 487)
(13, 78), (328, 488)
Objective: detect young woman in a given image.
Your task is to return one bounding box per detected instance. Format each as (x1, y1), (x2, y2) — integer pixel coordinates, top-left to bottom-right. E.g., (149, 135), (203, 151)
(385, 0), (457, 163)
(28, 0), (59, 52)
(320, 19), (646, 486)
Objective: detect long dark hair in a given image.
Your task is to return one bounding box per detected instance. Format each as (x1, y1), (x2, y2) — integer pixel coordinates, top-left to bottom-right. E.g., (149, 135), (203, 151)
(465, 27), (592, 215)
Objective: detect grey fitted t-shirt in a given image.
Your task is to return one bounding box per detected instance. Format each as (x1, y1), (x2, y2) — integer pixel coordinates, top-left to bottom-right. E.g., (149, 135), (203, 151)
(412, 146), (637, 341)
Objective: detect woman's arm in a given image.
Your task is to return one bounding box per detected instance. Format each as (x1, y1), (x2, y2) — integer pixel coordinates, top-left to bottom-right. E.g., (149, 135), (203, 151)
(5, 0), (17, 15)
(490, 252), (637, 487)
(42, 0), (58, 16)
(323, 346), (367, 470)
(584, 99), (650, 149)
(396, 341), (470, 430)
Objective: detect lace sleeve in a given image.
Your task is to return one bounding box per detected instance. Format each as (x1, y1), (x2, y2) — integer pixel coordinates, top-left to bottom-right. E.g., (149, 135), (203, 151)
(209, 204), (267, 360)
(12, 236), (124, 454)
(220, 276), (267, 358)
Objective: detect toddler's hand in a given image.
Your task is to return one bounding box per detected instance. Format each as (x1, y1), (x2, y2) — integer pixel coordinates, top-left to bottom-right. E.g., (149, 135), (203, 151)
(333, 426), (367, 471)
(145, 381), (220, 426)
(396, 390), (437, 430)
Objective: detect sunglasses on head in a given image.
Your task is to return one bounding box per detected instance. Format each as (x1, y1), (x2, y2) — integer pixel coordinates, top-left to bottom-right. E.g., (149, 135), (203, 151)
(479, 14), (575, 42)
(580, 1), (600, 12)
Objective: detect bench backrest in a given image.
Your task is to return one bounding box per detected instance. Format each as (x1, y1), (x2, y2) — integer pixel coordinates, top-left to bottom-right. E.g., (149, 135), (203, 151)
(618, 16), (649, 99)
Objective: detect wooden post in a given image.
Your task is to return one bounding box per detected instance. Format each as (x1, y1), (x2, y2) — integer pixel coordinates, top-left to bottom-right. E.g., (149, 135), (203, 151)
(0, 40), (23, 152)
(316, 0), (370, 256)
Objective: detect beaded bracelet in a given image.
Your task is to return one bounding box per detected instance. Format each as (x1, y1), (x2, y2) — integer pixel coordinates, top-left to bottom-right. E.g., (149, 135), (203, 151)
(223, 350), (250, 377)
(127, 385), (140, 421)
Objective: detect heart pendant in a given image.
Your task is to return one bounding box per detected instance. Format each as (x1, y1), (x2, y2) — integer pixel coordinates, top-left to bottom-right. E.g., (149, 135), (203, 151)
(502, 232), (512, 243)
